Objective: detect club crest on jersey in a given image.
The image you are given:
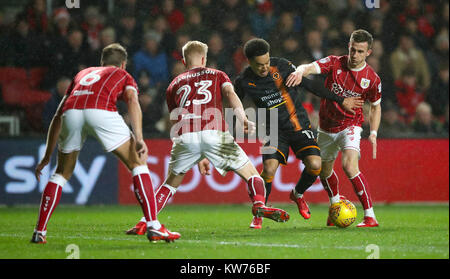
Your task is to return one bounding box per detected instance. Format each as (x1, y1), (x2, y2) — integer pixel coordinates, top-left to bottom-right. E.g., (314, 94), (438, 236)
(360, 78), (370, 89)
(272, 72), (281, 80)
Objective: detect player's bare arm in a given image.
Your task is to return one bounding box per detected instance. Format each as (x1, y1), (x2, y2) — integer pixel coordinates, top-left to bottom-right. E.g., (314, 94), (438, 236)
(285, 63), (319, 87)
(222, 84), (256, 135)
(368, 103), (381, 159)
(35, 95), (69, 181)
(123, 88), (148, 158)
(197, 158), (211, 175)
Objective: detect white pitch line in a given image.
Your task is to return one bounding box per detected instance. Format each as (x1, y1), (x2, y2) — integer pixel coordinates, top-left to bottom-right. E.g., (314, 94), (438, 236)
(1, 233), (447, 255)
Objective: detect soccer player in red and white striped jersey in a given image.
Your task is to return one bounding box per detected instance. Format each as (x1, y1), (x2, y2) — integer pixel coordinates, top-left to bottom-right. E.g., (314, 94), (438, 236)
(286, 29), (381, 227)
(32, 43), (180, 243)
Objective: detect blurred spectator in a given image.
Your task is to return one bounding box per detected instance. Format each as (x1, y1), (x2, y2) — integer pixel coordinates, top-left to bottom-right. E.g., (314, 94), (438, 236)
(395, 67), (425, 123)
(178, 6), (208, 43)
(337, 0), (368, 29)
(249, 0), (277, 39)
(50, 7), (72, 39)
(150, 15), (176, 59)
(428, 28), (449, 76)
(269, 12), (300, 53)
(195, 0), (216, 27)
(18, 0), (48, 34)
(114, 9), (142, 56)
(81, 6), (104, 52)
(411, 102), (444, 136)
(276, 35), (303, 63)
(43, 29), (91, 88)
(426, 62), (449, 119)
(303, 29), (325, 61)
(9, 17), (48, 67)
(390, 34), (431, 91)
(206, 32), (230, 73)
(378, 101), (410, 138)
(170, 32), (191, 64)
(88, 26), (116, 66)
(219, 15), (241, 55)
(151, 0), (185, 33)
(42, 76), (71, 129)
(232, 27), (255, 75)
(216, 0), (249, 27)
(133, 31), (169, 87)
(443, 104), (449, 135)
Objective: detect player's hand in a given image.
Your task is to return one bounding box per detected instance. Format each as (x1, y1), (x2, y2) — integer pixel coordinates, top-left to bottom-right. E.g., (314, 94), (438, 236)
(244, 119), (256, 135)
(35, 156), (50, 182)
(369, 132), (377, 159)
(197, 158), (211, 175)
(341, 97), (364, 114)
(135, 139), (148, 160)
(285, 69), (304, 87)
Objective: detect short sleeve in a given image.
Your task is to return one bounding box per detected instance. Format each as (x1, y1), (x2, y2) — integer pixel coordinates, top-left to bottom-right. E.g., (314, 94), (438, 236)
(313, 55), (339, 75)
(166, 84), (176, 112)
(368, 77), (382, 106)
(219, 71), (233, 91)
(124, 73), (139, 95)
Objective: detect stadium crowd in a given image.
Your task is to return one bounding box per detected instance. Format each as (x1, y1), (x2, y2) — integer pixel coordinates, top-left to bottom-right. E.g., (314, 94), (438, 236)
(0, 0), (448, 138)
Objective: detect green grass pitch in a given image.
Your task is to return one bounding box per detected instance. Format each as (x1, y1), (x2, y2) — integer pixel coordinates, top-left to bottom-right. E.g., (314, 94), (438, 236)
(0, 203), (448, 259)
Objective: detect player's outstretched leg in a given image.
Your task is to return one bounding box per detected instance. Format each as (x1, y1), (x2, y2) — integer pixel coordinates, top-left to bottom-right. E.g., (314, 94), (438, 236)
(289, 155), (321, 219)
(126, 184), (178, 235)
(349, 172), (378, 227)
(247, 175), (290, 223)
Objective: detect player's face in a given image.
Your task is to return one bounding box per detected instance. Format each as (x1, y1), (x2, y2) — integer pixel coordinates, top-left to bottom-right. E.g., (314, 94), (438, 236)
(348, 41), (372, 69)
(249, 53), (270, 77)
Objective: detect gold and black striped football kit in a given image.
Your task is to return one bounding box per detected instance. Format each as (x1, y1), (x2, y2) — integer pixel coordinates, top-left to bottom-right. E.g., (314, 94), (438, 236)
(234, 57), (345, 164)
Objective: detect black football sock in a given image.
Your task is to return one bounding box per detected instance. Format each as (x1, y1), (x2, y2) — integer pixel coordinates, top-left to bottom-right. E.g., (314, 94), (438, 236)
(294, 171), (318, 195)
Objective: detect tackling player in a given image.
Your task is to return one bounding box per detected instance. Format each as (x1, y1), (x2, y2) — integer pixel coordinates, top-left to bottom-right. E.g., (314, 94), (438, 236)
(126, 41), (289, 235)
(286, 29), (381, 227)
(231, 38), (363, 229)
(31, 43), (180, 243)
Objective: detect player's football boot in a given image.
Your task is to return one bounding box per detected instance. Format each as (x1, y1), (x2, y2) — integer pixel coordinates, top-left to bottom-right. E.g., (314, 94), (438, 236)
(125, 221), (147, 235)
(252, 204), (290, 223)
(147, 224), (181, 243)
(30, 232), (47, 244)
(357, 216), (379, 227)
(249, 216), (263, 229)
(289, 190), (311, 219)
(327, 195), (347, 226)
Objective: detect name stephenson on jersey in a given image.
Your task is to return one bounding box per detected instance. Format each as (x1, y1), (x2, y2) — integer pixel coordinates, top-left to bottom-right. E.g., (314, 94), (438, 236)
(234, 57), (311, 133)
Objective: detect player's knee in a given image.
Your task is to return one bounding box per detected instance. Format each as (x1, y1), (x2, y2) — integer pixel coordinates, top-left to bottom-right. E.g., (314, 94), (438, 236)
(305, 157), (322, 176)
(342, 162), (359, 178)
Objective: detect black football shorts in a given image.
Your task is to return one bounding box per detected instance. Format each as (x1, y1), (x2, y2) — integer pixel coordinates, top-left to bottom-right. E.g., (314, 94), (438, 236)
(261, 129), (320, 164)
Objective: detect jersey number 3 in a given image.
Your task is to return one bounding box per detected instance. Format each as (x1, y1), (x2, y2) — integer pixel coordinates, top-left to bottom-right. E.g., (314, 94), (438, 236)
(176, 80), (213, 107)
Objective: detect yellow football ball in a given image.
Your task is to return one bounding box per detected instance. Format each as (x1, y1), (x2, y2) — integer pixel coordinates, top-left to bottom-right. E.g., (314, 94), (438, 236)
(329, 199), (357, 228)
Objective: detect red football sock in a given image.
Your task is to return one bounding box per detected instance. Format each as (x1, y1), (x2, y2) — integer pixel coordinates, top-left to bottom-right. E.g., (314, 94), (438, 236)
(132, 166), (157, 222)
(155, 184), (176, 214)
(35, 174), (65, 233)
(247, 176), (266, 206)
(350, 172), (373, 210)
(321, 170), (339, 198)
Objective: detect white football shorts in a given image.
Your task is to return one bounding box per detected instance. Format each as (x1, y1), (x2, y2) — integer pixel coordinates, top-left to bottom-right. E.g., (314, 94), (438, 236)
(317, 126), (363, 162)
(168, 130), (249, 176)
(58, 109), (131, 153)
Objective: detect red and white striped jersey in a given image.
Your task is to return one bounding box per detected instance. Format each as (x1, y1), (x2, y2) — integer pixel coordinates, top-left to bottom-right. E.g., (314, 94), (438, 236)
(166, 67), (232, 136)
(62, 66), (138, 113)
(313, 55), (382, 133)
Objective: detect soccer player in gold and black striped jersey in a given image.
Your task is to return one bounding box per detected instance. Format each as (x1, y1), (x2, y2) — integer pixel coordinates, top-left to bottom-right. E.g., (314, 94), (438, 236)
(234, 38), (362, 229)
